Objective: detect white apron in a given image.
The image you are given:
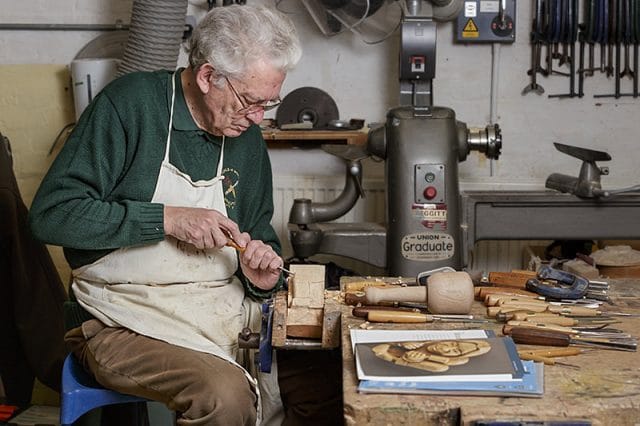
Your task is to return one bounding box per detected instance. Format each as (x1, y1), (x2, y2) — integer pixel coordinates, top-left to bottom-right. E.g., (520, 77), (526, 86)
(71, 72), (282, 425)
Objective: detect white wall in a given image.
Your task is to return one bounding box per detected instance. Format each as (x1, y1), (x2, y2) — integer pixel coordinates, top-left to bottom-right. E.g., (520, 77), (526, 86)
(2, 0), (638, 187)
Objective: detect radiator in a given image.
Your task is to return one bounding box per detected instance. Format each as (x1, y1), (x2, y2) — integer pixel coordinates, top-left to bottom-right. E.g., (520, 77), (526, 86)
(272, 175), (546, 274)
(272, 175), (386, 275)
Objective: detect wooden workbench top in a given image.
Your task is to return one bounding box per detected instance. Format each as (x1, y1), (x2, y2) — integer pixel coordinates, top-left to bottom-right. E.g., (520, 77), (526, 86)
(340, 277), (640, 425)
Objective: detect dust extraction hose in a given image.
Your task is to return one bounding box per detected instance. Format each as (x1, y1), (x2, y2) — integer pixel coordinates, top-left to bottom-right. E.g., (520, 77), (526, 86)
(117, 0), (188, 76)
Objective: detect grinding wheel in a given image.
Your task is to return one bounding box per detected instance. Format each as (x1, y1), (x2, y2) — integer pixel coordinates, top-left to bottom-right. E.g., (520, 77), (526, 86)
(276, 87), (339, 129)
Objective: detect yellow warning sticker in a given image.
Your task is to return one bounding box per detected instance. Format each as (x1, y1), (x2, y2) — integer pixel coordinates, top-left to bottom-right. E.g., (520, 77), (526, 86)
(462, 18), (479, 38)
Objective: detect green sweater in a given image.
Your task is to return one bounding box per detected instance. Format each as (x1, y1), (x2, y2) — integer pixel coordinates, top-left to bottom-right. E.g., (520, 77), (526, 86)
(29, 69), (282, 298)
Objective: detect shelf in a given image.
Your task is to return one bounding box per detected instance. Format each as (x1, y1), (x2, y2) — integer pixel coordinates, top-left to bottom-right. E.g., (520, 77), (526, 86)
(261, 129), (367, 147)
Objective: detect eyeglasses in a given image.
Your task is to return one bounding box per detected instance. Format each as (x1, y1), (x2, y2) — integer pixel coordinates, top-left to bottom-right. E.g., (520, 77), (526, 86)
(225, 76), (281, 115)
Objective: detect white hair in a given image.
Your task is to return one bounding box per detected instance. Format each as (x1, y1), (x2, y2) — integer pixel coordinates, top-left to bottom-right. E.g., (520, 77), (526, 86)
(188, 4), (302, 83)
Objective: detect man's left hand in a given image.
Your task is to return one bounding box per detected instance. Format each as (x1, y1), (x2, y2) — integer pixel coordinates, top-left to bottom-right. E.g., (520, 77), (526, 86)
(236, 235), (283, 290)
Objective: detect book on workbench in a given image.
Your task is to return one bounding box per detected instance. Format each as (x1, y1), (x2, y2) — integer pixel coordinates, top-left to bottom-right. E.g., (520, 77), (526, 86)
(357, 360), (544, 397)
(351, 329), (525, 383)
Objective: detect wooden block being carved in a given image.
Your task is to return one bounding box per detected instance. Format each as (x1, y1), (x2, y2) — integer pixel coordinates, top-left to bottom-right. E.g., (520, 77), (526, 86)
(286, 264), (326, 338)
(286, 307), (323, 338)
(289, 264), (325, 309)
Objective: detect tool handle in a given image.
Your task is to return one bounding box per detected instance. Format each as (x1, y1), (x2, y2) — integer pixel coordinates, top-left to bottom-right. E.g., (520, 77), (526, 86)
(352, 306), (419, 318)
(519, 347), (583, 357)
(476, 287), (539, 300)
(226, 239), (246, 252)
(503, 326), (572, 346)
(366, 311), (433, 323)
(485, 295), (546, 306)
(496, 297), (548, 307)
(518, 353), (558, 365)
(344, 281), (395, 292)
(498, 302), (549, 313)
(365, 286), (427, 305)
(487, 271), (536, 288)
(507, 320), (577, 334)
(547, 305), (599, 316)
(506, 312), (578, 326)
(344, 292), (366, 306)
(487, 306), (539, 317)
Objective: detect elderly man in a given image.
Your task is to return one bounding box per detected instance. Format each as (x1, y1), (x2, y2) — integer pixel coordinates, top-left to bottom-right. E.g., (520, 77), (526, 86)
(30, 5), (341, 426)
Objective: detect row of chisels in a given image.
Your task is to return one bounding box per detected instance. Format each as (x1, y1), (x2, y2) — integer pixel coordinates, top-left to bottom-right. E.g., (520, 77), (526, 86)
(483, 289), (638, 352)
(343, 269), (638, 361)
(524, 0), (640, 98)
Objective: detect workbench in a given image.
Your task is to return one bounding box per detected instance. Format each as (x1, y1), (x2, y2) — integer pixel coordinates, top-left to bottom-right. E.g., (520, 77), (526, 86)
(340, 277), (640, 425)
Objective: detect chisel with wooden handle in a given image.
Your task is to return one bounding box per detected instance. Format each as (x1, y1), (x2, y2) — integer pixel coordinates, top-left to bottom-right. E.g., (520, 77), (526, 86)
(518, 347), (584, 357)
(504, 322), (631, 339)
(486, 305), (547, 317)
(366, 310), (435, 323)
(352, 306), (423, 318)
(498, 301), (549, 312)
(483, 293), (545, 306)
(488, 270), (537, 288)
(547, 305), (640, 317)
(506, 320), (579, 335)
(517, 352), (580, 368)
(504, 326), (638, 351)
(475, 286), (539, 300)
(484, 294), (547, 306)
(496, 312), (578, 326)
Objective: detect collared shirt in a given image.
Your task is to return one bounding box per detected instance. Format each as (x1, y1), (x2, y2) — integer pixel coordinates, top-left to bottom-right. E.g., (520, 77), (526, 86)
(29, 69), (282, 297)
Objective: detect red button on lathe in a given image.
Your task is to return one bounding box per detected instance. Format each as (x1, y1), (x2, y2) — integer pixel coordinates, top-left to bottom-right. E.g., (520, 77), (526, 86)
(423, 186), (437, 200)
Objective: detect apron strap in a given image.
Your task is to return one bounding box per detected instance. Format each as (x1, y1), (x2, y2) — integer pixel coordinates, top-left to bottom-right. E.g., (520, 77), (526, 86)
(164, 72), (178, 163)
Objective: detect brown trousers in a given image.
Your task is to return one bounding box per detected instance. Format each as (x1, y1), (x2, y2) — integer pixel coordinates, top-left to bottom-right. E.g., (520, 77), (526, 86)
(66, 320), (342, 426)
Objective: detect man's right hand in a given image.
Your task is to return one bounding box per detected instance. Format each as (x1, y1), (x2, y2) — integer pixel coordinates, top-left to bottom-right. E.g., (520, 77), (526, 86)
(163, 206), (242, 250)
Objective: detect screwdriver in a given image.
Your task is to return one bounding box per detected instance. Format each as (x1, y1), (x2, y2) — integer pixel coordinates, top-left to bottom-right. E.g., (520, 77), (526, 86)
(504, 326), (638, 352)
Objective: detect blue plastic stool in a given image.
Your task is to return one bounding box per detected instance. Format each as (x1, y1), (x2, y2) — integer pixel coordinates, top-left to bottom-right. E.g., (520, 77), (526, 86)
(60, 354), (149, 425)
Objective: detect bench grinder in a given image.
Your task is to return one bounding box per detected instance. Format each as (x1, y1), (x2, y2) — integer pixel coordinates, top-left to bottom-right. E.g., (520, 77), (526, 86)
(289, 0), (504, 276)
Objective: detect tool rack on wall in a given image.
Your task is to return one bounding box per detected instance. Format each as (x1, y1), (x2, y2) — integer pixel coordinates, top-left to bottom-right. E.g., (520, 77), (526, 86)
(523, 0), (640, 99)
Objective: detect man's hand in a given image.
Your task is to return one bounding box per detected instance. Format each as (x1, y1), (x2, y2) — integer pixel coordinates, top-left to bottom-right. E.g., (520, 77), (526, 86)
(236, 238), (283, 291)
(163, 206), (242, 249)
(163, 205), (282, 290)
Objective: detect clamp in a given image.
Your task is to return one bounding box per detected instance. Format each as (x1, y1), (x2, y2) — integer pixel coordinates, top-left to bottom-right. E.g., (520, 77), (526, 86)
(525, 265), (589, 299)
